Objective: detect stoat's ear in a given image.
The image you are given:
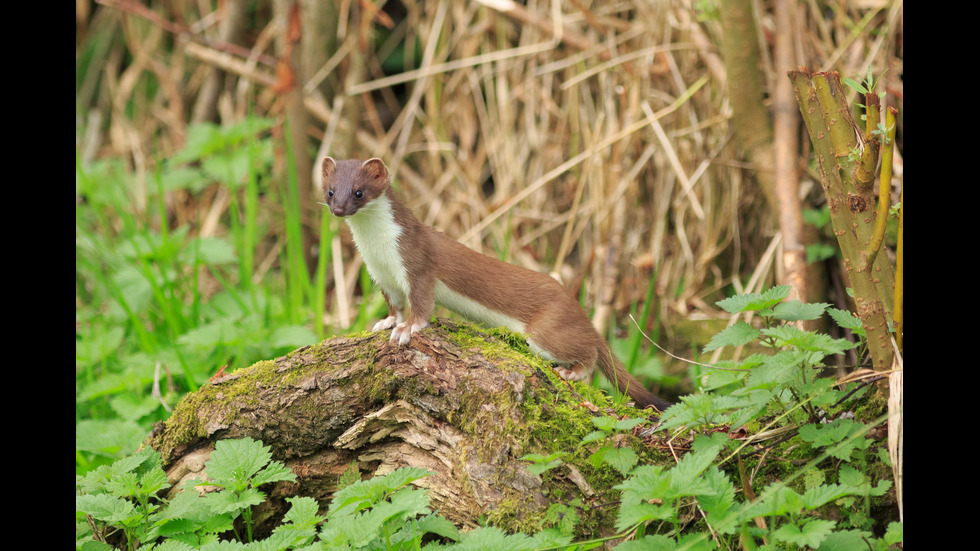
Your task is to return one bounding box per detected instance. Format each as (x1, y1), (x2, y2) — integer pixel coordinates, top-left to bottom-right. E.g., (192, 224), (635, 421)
(361, 158), (389, 183)
(321, 157), (337, 191)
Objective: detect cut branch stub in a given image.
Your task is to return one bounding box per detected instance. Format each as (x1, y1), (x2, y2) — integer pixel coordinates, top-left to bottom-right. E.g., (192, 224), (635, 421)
(788, 69), (895, 370)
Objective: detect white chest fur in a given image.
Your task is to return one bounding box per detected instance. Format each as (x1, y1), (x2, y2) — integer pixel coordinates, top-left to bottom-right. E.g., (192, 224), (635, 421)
(346, 194), (528, 344)
(344, 195), (411, 309)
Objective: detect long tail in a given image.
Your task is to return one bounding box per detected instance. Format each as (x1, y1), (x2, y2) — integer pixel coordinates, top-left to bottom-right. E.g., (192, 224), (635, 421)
(595, 343), (671, 412)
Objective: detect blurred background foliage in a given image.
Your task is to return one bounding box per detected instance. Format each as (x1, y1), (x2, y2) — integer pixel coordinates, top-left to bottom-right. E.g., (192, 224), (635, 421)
(75, 0), (903, 470)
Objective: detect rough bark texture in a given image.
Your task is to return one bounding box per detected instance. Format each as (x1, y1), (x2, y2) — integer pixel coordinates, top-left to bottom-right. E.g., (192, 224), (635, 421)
(148, 319), (664, 536)
(788, 70), (896, 371)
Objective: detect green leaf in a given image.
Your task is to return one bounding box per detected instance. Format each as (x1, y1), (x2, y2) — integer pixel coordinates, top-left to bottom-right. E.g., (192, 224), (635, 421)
(828, 308), (864, 333)
(798, 419), (869, 461)
(761, 325), (855, 354)
(884, 521), (904, 545)
(773, 300), (830, 321)
(204, 486), (266, 515)
(745, 486), (805, 518)
(580, 430), (607, 444)
(816, 529), (878, 551)
(773, 518), (836, 548)
(205, 437), (273, 490)
(695, 467), (739, 534)
(803, 484), (854, 510)
(843, 77), (868, 94)
(76, 494), (137, 524)
(615, 499), (676, 533)
(282, 496), (324, 530)
(408, 513), (460, 542)
(327, 466), (432, 519)
(703, 321), (760, 352)
(452, 526), (537, 551)
(598, 447), (638, 477)
(521, 453), (564, 475)
(745, 349), (808, 389)
(716, 286), (791, 314)
(614, 417), (649, 431)
(250, 460), (298, 488)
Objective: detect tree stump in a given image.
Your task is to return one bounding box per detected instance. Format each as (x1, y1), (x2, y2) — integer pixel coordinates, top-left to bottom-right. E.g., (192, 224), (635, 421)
(148, 319), (664, 536)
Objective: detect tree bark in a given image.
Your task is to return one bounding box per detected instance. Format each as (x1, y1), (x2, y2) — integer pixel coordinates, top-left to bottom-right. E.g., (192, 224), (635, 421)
(788, 70), (895, 370)
(149, 320), (663, 535)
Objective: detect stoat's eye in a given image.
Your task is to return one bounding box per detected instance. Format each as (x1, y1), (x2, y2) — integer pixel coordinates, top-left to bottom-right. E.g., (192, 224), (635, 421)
(354, 190), (364, 199)
(327, 189), (334, 197)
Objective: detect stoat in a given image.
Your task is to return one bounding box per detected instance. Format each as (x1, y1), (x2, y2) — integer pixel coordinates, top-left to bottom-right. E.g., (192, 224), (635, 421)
(322, 157), (669, 411)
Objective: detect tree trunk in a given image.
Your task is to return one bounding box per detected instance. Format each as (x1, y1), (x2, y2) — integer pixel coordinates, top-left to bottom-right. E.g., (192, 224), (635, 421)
(148, 320), (663, 536)
(787, 70), (895, 370)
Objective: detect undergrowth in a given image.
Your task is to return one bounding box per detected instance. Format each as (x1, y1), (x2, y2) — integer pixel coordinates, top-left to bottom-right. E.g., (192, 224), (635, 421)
(76, 286), (903, 550)
(74, 118), (665, 476)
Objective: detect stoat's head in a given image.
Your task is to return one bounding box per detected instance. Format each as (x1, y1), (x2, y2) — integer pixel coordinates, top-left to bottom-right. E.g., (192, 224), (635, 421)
(321, 157), (390, 217)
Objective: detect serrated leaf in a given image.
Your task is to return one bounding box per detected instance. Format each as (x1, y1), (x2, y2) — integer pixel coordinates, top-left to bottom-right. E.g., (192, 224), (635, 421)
(580, 430), (607, 444)
(746, 349), (808, 389)
(695, 467), (739, 534)
(817, 529), (878, 551)
(761, 326), (855, 355)
(746, 486), (804, 517)
(251, 461), (298, 488)
(773, 518), (836, 548)
(528, 528), (573, 549)
(591, 416), (617, 432)
(145, 540), (196, 551)
(716, 286), (791, 314)
(616, 464), (671, 500)
(453, 526), (537, 551)
(773, 300), (829, 321)
(525, 458), (563, 476)
(885, 521), (904, 545)
(139, 465), (172, 496)
(614, 417), (648, 431)
(76, 494), (137, 524)
(600, 447), (638, 477)
(703, 321), (760, 352)
(799, 419), (862, 447)
(410, 513), (460, 541)
(615, 499), (676, 533)
(205, 437), (273, 490)
(206, 486), (266, 515)
(827, 307), (864, 333)
(282, 496), (324, 529)
(327, 467), (432, 519)
(803, 483), (852, 509)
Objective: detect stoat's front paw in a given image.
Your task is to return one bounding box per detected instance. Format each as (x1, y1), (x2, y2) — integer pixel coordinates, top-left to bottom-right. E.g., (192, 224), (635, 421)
(390, 320), (428, 346)
(553, 364), (591, 382)
(373, 316), (398, 331)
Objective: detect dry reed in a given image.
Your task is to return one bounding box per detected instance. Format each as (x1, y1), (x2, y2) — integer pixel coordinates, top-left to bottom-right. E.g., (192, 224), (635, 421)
(77, 0), (903, 368)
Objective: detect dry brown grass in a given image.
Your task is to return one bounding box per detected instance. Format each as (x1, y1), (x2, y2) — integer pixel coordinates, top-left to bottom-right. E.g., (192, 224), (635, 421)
(76, 0), (903, 363)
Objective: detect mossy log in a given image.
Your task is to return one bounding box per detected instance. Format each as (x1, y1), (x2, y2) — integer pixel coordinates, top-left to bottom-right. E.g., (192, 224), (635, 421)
(147, 319), (665, 536)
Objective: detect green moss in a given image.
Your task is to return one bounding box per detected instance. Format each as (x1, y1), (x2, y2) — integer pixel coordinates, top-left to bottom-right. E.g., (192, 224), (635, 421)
(152, 317), (669, 533)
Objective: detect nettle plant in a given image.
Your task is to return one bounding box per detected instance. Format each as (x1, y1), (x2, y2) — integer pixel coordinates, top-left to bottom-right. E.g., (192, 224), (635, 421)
(76, 437), (301, 550)
(622, 285), (900, 549)
(663, 285), (861, 432)
(76, 287), (902, 550)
